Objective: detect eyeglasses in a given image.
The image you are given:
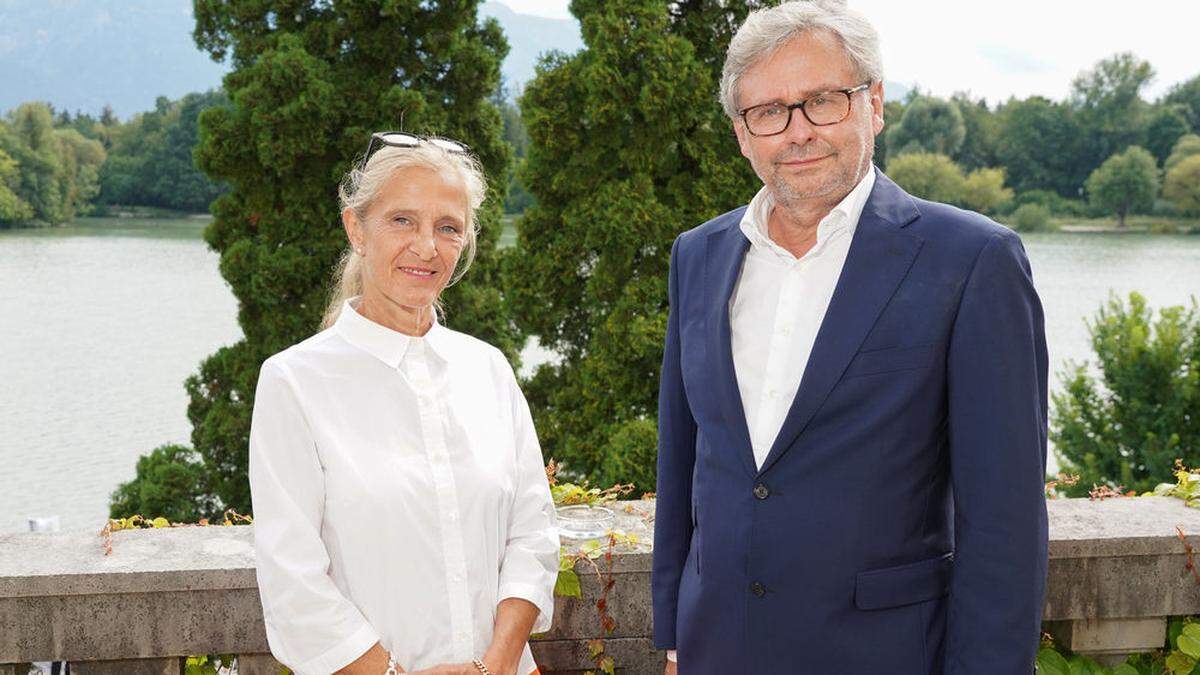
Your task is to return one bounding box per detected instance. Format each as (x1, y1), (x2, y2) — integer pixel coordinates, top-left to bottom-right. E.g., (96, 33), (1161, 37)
(358, 132), (471, 170)
(738, 83), (872, 137)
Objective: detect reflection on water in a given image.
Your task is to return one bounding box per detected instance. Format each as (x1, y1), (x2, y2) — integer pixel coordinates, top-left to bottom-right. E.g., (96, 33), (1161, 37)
(0, 217), (241, 534)
(1, 220), (1198, 532)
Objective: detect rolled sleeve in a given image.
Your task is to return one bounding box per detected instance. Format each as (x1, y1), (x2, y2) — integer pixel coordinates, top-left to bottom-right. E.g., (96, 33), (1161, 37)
(249, 358), (379, 674)
(496, 363), (559, 634)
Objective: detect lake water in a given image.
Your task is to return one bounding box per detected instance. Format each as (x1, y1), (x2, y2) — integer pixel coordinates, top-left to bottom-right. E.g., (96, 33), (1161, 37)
(2, 219), (1199, 533)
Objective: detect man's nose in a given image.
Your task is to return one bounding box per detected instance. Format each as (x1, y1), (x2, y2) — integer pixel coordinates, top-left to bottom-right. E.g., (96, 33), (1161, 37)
(782, 107), (819, 146)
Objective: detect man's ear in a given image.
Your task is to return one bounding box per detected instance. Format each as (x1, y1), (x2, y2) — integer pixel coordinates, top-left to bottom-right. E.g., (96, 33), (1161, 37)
(733, 118), (753, 161)
(869, 81), (885, 137)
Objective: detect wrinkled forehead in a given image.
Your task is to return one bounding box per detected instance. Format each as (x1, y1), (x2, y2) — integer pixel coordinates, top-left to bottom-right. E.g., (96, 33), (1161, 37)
(368, 165), (470, 217)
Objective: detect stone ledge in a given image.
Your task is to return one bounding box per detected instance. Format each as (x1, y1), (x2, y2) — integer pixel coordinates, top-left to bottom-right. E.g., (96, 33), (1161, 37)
(3, 497), (1200, 668)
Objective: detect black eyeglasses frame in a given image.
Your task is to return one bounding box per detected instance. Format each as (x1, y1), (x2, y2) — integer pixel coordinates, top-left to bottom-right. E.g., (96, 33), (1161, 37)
(738, 82), (873, 137)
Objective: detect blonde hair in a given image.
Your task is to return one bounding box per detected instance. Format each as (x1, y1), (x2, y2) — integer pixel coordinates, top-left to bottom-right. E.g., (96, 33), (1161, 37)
(321, 142), (488, 329)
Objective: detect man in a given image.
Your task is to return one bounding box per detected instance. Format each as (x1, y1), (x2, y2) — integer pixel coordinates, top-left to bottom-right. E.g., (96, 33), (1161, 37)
(651, 2), (1049, 674)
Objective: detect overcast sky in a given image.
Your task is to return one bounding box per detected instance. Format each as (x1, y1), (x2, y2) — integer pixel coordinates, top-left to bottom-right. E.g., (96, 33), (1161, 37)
(496, 0), (1200, 104)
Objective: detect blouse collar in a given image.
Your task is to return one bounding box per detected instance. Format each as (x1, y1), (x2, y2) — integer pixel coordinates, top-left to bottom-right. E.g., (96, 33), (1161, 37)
(334, 297), (455, 368)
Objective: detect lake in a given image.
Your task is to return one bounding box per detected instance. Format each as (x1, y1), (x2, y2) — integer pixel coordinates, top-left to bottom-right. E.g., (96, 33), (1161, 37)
(2, 218), (1199, 533)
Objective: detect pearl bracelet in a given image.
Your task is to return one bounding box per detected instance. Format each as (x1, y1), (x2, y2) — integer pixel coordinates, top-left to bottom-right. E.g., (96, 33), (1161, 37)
(471, 658), (492, 675)
(384, 656), (399, 675)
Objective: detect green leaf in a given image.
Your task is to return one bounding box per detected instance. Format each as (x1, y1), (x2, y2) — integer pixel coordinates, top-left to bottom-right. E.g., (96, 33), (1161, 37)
(1178, 632), (1200, 658)
(1167, 652), (1197, 674)
(1112, 664), (1141, 675)
(554, 569), (581, 597)
(1037, 647), (1071, 675)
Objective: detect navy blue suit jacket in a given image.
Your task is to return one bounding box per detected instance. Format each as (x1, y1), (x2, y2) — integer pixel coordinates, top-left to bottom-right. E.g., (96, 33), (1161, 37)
(652, 170), (1049, 674)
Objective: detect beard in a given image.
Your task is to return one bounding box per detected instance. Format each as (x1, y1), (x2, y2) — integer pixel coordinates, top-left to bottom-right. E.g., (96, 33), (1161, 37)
(762, 135), (874, 212)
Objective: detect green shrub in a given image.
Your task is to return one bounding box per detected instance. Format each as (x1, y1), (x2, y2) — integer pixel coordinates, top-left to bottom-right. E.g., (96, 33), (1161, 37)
(1051, 292), (1200, 496)
(109, 444), (216, 522)
(1003, 189), (1091, 218)
(596, 418), (658, 494)
(885, 152), (966, 204)
(1010, 203), (1054, 232)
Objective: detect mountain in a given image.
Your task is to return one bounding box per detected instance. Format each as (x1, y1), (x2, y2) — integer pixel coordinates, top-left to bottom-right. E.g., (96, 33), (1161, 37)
(480, 2), (581, 96)
(0, 0), (580, 118)
(0, 0), (903, 119)
(0, 0), (229, 119)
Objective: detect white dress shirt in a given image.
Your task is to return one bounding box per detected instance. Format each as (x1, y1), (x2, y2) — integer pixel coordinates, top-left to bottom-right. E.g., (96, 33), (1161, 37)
(731, 167), (877, 469)
(249, 298), (558, 675)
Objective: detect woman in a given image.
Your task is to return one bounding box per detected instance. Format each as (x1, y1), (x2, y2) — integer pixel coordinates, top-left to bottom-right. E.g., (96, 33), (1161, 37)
(249, 133), (558, 675)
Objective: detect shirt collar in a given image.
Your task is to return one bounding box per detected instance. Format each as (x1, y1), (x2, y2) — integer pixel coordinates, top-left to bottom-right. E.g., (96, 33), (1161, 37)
(739, 165), (877, 260)
(334, 297), (455, 368)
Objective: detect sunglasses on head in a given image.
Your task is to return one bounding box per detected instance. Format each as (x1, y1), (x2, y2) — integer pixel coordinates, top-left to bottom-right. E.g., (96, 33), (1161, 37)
(358, 132), (471, 170)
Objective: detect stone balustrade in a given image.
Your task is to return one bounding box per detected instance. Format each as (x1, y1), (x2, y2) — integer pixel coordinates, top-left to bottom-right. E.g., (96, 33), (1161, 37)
(2, 497), (1198, 673)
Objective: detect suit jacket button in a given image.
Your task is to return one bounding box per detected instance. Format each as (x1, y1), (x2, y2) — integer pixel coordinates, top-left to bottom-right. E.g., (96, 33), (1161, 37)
(751, 581), (766, 597)
(753, 483), (770, 500)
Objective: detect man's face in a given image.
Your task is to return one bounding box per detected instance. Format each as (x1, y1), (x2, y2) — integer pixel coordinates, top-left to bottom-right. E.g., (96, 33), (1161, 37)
(733, 29), (884, 209)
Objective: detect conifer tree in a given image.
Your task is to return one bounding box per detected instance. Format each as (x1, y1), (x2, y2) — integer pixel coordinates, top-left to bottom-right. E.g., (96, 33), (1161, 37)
(115, 1), (517, 515)
(509, 0), (771, 489)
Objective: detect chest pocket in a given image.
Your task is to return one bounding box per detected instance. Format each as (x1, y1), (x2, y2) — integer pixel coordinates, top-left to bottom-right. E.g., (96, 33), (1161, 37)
(843, 343), (939, 379)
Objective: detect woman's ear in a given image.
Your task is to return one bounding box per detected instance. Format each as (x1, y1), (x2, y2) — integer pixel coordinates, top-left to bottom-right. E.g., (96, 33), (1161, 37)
(342, 207), (364, 254)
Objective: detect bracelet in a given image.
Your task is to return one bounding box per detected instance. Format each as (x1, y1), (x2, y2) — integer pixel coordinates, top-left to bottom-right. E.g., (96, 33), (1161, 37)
(471, 658), (492, 675)
(385, 656), (399, 675)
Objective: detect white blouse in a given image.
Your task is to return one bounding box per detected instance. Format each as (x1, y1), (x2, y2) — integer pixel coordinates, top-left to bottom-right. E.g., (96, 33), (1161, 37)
(249, 298), (558, 675)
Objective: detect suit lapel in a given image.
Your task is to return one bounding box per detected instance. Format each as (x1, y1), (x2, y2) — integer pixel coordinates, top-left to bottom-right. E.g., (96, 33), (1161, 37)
(758, 173), (924, 475)
(705, 220), (757, 478)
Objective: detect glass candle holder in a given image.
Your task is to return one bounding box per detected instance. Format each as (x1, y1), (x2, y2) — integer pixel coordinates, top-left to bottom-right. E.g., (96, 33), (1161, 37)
(555, 504), (615, 541)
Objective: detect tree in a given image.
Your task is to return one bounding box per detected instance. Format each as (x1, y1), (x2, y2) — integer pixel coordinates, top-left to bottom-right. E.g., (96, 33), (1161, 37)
(959, 167), (1013, 215)
(951, 93), (999, 171)
(1164, 74), (1200, 131)
(0, 144), (33, 224)
(109, 445), (216, 522)
(1084, 146), (1158, 227)
(995, 96), (1085, 196)
(1166, 134), (1200, 173)
(99, 92), (230, 212)
(111, 0), (518, 516)
(54, 127), (106, 218)
(508, 0), (764, 490)
(1145, 104), (1192, 166)
(884, 152), (965, 204)
(1052, 293), (1200, 496)
(885, 96), (965, 157)
(1164, 154), (1200, 215)
(0, 102), (105, 224)
(1070, 53), (1155, 178)
(2, 103), (65, 222)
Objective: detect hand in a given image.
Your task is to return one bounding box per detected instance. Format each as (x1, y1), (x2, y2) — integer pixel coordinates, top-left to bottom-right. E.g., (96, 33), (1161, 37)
(664, 659), (678, 675)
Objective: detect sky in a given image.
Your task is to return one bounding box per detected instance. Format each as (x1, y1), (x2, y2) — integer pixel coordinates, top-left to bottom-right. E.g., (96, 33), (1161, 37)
(496, 0), (1200, 104)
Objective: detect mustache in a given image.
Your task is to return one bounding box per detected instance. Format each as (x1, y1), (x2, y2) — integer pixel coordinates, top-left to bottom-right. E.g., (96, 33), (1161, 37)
(772, 144), (834, 163)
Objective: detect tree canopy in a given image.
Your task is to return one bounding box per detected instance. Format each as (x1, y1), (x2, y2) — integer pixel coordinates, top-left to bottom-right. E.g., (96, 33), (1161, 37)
(0, 102), (105, 225)
(1085, 146), (1159, 227)
(506, 0), (766, 490)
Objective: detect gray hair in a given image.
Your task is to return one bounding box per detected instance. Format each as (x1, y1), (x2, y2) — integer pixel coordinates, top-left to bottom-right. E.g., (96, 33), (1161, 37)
(322, 142), (488, 329)
(719, 0), (883, 117)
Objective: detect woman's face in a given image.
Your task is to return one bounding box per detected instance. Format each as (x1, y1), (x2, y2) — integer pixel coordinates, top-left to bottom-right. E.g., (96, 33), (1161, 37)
(343, 165), (469, 317)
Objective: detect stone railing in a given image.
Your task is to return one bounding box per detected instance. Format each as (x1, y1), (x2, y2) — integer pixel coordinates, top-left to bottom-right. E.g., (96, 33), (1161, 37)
(2, 497), (1199, 673)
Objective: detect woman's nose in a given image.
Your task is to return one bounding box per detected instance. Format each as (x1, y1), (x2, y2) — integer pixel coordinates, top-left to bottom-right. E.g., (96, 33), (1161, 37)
(411, 229), (438, 260)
